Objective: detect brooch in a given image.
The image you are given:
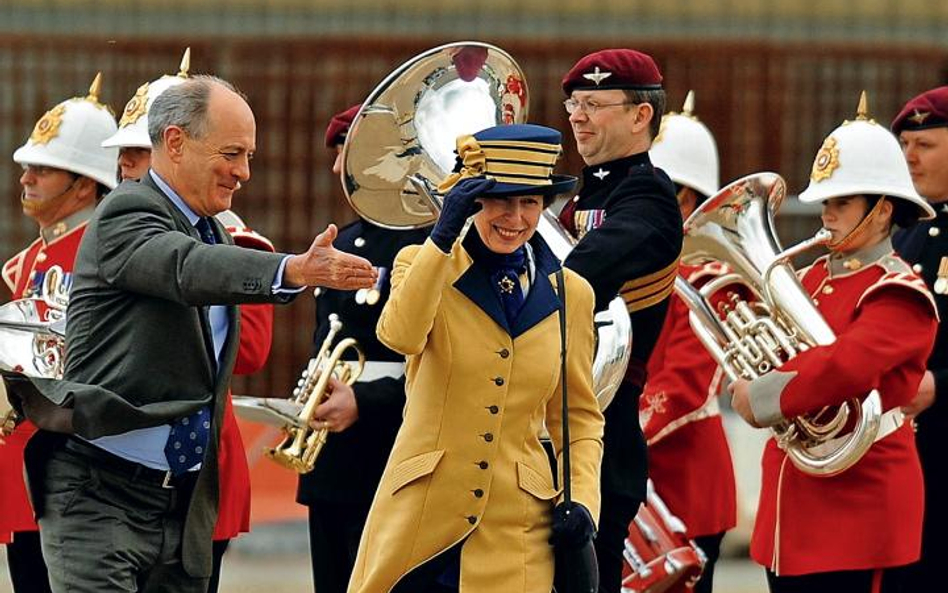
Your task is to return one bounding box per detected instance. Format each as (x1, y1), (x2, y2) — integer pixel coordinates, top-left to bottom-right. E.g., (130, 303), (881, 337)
(498, 276), (516, 294)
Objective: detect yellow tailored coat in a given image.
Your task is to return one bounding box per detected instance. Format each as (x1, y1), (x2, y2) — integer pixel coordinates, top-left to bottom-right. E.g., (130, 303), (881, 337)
(349, 232), (604, 593)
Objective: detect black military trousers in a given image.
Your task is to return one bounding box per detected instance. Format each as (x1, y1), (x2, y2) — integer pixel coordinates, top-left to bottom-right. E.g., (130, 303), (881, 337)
(5, 530), (52, 593)
(307, 499), (371, 593)
(595, 381), (648, 593)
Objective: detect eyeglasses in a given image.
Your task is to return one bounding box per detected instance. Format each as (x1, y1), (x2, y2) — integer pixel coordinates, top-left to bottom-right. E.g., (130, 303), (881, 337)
(563, 98), (634, 115)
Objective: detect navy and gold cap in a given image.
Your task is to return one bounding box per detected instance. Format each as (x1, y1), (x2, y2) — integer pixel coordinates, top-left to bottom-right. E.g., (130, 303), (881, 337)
(324, 104), (361, 148)
(562, 49), (663, 95)
(439, 123), (577, 197)
(891, 86), (948, 135)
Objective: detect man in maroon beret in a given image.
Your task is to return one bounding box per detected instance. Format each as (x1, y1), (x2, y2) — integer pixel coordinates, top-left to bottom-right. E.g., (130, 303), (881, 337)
(296, 104), (430, 593)
(891, 85), (948, 591)
(558, 48), (683, 593)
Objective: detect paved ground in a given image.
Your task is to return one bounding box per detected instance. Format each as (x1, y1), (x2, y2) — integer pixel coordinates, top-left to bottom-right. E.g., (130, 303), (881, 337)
(0, 520), (768, 592)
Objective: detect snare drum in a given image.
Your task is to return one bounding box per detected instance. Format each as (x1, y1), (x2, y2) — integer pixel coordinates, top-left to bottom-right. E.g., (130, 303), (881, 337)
(621, 480), (706, 593)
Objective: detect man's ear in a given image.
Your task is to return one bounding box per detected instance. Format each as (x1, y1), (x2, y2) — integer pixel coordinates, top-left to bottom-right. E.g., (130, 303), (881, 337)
(631, 102), (654, 135)
(163, 126), (187, 163)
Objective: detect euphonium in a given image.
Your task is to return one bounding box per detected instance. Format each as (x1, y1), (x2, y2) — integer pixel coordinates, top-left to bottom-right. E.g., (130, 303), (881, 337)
(675, 172), (882, 477)
(341, 41), (631, 408)
(265, 314), (364, 474)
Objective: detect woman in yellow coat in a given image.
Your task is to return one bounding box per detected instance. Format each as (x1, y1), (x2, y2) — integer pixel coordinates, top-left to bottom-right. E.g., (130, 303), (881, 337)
(349, 124), (604, 593)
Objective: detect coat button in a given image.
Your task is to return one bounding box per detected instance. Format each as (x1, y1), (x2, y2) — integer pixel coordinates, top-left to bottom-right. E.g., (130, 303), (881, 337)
(930, 227), (941, 237)
(478, 461), (489, 469)
(494, 377), (504, 386)
(498, 348), (510, 359)
(821, 285), (834, 295)
(473, 489), (484, 498)
(467, 516), (477, 525)
(36, 252), (47, 263)
(913, 263), (923, 274)
(488, 405), (499, 414)
(483, 433), (494, 442)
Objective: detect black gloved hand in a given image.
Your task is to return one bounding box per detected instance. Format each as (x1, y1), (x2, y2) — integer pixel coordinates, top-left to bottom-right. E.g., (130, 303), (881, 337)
(549, 501), (596, 550)
(430, 177), (497, 253)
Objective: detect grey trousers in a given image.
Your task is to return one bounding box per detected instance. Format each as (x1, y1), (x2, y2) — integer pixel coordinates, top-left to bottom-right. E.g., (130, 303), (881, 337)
(37, 444), (209, 593)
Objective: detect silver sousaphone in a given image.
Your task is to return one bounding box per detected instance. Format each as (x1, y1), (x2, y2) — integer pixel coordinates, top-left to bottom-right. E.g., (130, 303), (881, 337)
(342, 41), (632, 408)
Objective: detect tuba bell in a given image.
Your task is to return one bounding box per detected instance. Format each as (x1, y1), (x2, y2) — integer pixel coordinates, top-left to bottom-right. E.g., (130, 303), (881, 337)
(674, 172), (882, 476)
(265, 313), (364, 474)
(341, 41), (631, 408)
(0, 270), (70, 438)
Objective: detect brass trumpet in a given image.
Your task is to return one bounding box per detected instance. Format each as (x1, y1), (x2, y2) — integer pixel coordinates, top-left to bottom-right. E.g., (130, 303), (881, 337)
(265, 314), (364, 474)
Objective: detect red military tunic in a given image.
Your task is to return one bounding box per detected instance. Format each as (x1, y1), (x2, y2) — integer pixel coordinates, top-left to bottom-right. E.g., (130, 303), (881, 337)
(640, 262), (737, 538)
(1, 209), (91, 543)
(212, 224), (275, 541)
(749, 242), (937, 575)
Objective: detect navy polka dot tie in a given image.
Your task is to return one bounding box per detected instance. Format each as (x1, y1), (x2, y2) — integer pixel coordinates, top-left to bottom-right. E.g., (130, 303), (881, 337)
(164, 216), (216, 475)
(165, 406), (211, 476)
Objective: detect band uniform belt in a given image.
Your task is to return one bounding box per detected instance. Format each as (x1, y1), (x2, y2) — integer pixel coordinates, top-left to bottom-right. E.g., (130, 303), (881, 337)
(357, 361), (405, 383)
(65, 437), (178, 489)
(806, 407), (906, 458)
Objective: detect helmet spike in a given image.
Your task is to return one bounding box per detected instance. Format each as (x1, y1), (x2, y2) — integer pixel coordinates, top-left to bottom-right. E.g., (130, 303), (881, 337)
(177, 47), (191, 78)
(856, 90), (869, 121)
(86, 72), (103, 103)
(682, 90), (695, 116)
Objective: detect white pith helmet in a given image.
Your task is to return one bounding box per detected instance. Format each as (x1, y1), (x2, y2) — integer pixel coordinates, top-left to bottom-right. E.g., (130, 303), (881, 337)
(101, 48), (191, 149)
(799, 91), (935, 220)
(13, 73), (119, 189)
(649, 90), (720, 198)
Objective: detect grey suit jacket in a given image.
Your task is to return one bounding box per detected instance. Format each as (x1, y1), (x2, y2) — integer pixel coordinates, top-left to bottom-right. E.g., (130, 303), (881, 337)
(14, 174), (294, 577)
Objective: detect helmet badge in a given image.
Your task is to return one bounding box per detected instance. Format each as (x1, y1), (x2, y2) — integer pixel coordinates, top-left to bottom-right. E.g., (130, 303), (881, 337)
(120, 82), (150, 128)
(811, 136), (840, 182)
(29, 104), (66, 146)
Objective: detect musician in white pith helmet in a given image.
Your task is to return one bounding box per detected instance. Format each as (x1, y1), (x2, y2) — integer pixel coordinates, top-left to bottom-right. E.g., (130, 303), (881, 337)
(0, 73), (117, 593)
(729, 93), (938, 593)
(640, 91), (736, 593)
(103, 50), (276, 593)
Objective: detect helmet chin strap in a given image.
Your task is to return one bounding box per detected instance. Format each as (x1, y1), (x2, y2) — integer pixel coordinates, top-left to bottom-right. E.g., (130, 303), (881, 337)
(20, 175), (81, 222)
(827, 196), (887, 253)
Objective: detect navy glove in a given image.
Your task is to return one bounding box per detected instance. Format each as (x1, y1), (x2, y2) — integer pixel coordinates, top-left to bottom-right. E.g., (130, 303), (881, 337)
(549, 502), (596, 550)
(430, 177), (496, 253)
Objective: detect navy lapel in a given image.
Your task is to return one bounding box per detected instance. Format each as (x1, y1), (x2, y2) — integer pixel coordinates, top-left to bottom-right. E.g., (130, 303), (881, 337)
(511, 236), (561, 337)
(454, 233), (512, 334)
(453, 230), (563, 338)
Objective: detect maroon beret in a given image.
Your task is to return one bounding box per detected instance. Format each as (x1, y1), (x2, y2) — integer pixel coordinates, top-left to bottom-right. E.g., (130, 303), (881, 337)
(324, 104), (362, 148)
(891, 86), (948, 135)
(562, 49), (663, 95)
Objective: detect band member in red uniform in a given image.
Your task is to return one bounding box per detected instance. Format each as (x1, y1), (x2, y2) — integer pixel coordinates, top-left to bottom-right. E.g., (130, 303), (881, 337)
(559, 49), (683, 592)
(0, 75), (118, 593)
(890, 85), (948, 592)
(101, 54), (275, 593)
(643, 91), (736, 593)
(730, 96), (938, 593)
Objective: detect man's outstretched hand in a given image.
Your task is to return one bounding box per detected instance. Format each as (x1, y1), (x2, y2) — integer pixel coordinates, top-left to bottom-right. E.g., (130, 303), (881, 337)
(284, 224), (377, 290)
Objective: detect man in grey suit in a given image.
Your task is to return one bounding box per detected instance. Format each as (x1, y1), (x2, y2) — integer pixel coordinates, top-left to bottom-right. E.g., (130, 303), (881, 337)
(6, 75), (376, 593)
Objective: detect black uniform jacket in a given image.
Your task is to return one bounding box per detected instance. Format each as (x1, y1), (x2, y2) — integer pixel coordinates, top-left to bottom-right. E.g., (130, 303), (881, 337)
(560, 151), (682, 501)
(894, 207), (948, 529)
(297, 219), (429, 505)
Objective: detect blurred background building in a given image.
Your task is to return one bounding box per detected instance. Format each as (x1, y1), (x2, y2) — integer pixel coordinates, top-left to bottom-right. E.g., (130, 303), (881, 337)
(1, 2), (947, 590)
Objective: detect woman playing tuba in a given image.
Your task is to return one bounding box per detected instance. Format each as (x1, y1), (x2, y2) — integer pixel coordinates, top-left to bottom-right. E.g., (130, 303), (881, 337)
(729, 95), (938, 591)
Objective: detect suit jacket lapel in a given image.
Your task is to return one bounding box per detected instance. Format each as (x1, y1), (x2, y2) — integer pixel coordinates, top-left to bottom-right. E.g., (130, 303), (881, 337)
(453, 254), (512, 334)
(141, 173), (222, 374)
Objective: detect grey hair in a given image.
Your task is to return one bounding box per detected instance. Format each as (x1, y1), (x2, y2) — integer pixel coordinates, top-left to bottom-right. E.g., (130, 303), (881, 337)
(623, 88), (667, 139)
(148, 74), (241, 147)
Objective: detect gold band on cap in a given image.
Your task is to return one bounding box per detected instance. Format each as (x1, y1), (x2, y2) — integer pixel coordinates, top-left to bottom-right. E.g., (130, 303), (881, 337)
(438, 135), (562, 193)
